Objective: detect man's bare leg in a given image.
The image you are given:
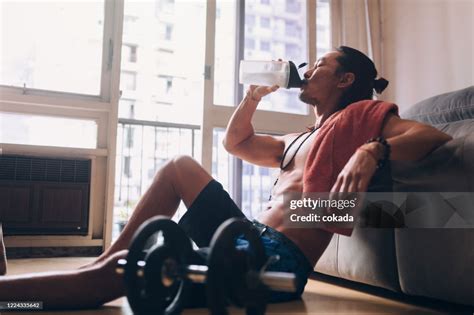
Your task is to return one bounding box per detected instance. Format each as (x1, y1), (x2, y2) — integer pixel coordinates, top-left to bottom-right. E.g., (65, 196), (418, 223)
(0, 250), (128, 309)
(88, 155), (212, 267)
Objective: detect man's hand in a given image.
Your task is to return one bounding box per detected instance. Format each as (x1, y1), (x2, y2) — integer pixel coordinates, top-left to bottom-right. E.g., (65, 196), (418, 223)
(247, 84), (279, 102)
(330, 144), (380, 196)
(327, 146), (379, 217)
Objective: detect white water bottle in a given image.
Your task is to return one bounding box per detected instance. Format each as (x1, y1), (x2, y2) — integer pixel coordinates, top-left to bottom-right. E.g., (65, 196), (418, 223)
(239, 60), (306, 89)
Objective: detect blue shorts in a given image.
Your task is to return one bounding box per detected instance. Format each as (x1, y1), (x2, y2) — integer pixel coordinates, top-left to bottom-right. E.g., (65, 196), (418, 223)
(178, 180), (313, 307)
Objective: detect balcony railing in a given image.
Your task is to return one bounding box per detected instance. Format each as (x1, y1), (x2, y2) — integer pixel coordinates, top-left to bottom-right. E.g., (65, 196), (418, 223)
(113, 118), (200, 239)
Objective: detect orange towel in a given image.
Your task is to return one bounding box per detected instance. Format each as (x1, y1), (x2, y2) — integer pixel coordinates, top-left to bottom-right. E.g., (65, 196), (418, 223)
(303, 100), (399, 236)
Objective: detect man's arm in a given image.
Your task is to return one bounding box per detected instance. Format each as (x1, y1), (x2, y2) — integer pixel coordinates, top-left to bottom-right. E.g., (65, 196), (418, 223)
(223, 85), (285, 168)
(331, 113), (452, 193)
(379, 114), (453, 160)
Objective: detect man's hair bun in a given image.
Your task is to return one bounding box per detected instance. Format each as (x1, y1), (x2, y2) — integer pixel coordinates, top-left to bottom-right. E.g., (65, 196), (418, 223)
(373, 78), (389, 94)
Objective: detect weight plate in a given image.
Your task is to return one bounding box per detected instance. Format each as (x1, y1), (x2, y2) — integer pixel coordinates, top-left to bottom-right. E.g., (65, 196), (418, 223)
(143, 244), (183, 314)
(206, 218), (268, 315)
(123, 216), (194, 315)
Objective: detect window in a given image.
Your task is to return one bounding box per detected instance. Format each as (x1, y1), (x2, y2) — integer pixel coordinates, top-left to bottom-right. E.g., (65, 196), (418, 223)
(285, 43), (300, 61)
(165, 24), (173, 40)
(117, 1), (205, 125)
(259, 168), (270, 176)
(115, 122), (201, 238)
(214, 0), (238, 106)
(152, 75), (173, 104)
(246, 14), (256, 27)
(155, 49), (174, 74)
(155, 0), (175, 16)
(241, 160), (280, 218)
(159, 22), (174, 41)
(0, 112), (97, 149)
(118, 99), (136, 119)
(123, 15), (138, 35)
(316, 0), (331, 58)
(123, 156), (132, 178)
(243, 164), (254, 175)
(285, 20), (301, 38)
(209, 0), (333, 218)
(286, 0), (301, 13)
(0, 1), (105, 95)
(212, 129), (281, 219)
(113, 0), (206, 239)
(120, 71), (137, 91)
(212, 129), (232, 192)
(122, 44), (138, 63)
(243, 0), (309, 115)
(210, 0), (321, 205)
(125, 126), (134, 149)
(260, 40), (271, 51)
(260, 16), (271, 28)
(246, 38), (256, 50)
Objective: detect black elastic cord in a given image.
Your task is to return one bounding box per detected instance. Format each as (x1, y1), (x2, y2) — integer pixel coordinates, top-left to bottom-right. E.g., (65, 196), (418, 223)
(279, 131), (308, 170)
(268, 128), (318, 201)
(280, 127), (319, 170)
(268, 126), (320, 201)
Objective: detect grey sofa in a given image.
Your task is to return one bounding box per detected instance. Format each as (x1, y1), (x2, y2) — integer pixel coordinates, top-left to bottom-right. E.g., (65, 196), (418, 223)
(314, 86), (474, 306)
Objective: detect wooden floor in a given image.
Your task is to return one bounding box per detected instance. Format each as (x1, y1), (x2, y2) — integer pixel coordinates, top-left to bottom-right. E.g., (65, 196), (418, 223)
(4, 257), (465, 315)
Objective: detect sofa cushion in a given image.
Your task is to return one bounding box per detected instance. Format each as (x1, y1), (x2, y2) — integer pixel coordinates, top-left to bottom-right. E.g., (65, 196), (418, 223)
(395, 228), (474, 306)
(337, 228), (401, 292)
(435, 119), (474, 138)
(314, 228), (401, 292)
(314, 234), (339, 277)
(401, 86), (474, 125)
(391, 135), (473, 192)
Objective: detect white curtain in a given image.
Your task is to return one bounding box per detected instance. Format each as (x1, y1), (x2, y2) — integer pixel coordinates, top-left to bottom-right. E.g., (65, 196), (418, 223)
(329, 0), (383, 74)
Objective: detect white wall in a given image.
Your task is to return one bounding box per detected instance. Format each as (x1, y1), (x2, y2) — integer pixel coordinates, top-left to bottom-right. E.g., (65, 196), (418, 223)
(380, 0), (473, 112)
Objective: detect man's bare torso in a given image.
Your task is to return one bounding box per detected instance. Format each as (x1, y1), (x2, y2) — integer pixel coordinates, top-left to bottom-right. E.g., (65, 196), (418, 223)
(256, 130), (333, 265)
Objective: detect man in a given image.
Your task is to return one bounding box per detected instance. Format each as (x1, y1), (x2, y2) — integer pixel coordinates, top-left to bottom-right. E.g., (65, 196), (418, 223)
(0, 46), (452, 309)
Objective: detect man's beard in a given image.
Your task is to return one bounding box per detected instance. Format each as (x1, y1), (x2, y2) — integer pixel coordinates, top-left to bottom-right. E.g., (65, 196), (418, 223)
(298, 91), (316, 106)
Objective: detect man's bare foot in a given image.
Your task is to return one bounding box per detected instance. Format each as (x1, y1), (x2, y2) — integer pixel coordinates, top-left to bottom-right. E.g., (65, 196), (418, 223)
(78, 241), (129, 270)
(78, 255), (107, 270)
(0, 224), (7, 275)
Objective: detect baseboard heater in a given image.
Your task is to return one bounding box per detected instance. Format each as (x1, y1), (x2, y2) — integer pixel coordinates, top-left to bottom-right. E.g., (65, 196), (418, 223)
(0, 154), (90, 235)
